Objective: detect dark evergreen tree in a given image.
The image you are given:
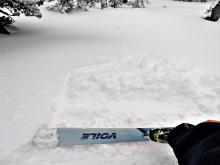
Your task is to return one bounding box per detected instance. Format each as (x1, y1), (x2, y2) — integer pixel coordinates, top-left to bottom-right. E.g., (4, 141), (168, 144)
(77, 0), (90, 10)
(47, 0), (77, 13)
(205, 0), (220, 22)
(109, 0), (122, 8)
(100, 0), (107, 9)
(47, 0), (93, 13)
(89, 0), (96, 7)
(0, 0), (44, 34)
(132, 0), (145, 8)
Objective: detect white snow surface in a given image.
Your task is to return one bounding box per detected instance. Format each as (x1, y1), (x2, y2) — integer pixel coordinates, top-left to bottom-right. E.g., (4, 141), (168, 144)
(49, 54), (220, 129)
(0, 0), (220, 164)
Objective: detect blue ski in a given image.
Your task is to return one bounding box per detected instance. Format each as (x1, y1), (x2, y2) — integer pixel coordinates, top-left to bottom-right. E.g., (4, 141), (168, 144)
(33, 127), (172, 148)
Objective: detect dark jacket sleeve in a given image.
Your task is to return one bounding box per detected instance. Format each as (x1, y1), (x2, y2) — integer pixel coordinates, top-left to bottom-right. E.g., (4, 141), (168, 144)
(167, 122), (220, 165)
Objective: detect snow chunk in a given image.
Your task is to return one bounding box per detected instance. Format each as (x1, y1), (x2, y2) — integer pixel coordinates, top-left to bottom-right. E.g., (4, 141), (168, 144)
(33, 128), (59, 148)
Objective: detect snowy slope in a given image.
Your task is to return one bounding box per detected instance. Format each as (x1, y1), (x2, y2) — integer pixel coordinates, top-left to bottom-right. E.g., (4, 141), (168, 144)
(0, 0), (220, 164)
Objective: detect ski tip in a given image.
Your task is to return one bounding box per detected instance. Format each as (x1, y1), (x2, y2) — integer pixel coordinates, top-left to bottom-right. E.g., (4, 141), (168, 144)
(33, 128), (59, 148)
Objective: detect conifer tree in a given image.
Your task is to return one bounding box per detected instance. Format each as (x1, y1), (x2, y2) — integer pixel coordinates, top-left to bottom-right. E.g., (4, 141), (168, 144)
(0, 0), (44, 34)
(108, 0), (122, 8)
(205, 0), (220, 21)
(47, 0), (92, 13)
(132, 0), (145, 8)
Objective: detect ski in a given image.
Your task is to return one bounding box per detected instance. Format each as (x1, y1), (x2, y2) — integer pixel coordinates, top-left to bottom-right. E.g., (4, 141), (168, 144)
(33, 127), (173, 148)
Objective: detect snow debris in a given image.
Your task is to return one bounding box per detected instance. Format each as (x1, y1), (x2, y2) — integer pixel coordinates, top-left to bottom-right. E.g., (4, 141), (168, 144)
(33, 128), (59, 148)
(49, 54), (220, 129)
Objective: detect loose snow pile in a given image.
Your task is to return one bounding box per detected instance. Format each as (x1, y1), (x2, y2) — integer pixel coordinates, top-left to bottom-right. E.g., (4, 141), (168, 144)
(49, 54), (220, 129)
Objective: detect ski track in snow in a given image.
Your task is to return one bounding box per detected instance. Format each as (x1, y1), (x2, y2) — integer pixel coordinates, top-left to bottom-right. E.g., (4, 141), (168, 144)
(1, 1), (220, 165)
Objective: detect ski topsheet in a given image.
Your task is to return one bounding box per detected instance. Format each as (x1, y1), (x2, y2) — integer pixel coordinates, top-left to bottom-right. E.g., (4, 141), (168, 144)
(58, 128), (150, 145)
(33, 128), (169, 148)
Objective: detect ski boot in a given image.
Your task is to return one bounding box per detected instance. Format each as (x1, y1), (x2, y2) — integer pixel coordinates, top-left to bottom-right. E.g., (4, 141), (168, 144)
(149, 128), (172, 143)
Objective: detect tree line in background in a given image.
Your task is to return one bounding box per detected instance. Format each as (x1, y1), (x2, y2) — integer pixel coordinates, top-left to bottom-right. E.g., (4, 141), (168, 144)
(47, 0), (147, 13)
(0, 0), (220, 34)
